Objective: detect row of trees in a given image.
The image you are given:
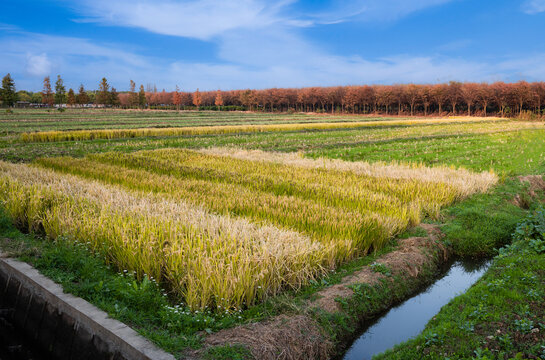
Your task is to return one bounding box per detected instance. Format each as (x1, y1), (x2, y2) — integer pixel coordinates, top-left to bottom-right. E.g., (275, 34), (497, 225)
(173, 82), (544, 117)
(2, 73), (545, 117)
(39, 76), (126, 107)
(78, 80), (545, 117)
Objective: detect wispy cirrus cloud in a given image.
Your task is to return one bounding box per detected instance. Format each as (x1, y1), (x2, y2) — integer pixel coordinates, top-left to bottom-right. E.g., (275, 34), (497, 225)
(71, 0), (294, 40)
(303, 0), (455, 25)
(70, 0), (456, 39)
(521, 0), (545, 14)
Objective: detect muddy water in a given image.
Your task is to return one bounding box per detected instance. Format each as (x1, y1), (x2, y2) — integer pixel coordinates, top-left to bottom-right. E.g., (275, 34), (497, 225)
(342, 259), (490, 360)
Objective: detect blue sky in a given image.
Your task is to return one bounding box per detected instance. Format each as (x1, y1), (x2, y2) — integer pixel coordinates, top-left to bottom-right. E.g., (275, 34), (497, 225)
(1, 0), (545, 91)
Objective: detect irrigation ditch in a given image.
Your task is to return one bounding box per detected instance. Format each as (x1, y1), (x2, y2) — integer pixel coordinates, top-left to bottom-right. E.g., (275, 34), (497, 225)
(194, 223), (488, 360)
(341, 258), (491, 360)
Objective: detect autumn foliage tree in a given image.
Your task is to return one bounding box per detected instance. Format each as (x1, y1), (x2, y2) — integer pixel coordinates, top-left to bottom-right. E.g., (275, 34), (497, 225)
(193, 88), (202, 110)
(214, 90), (223, 108)
(11, 78), (545, 117)
(41, 76), (54, 107)
(173, 85), (182, 110)
(67, 88), (76, 107)
(461, 83), (480, 116)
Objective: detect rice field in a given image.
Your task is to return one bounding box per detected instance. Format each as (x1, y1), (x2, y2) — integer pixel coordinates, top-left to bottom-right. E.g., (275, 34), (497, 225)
(20, 117), (502, 142)
(0, 143), (496, 310)
(6, 109), (537, 314)
(1, 109), (388, 134)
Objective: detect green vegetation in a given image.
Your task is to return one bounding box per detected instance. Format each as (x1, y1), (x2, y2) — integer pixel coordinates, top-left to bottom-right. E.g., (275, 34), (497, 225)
(441, 179), (533, 257)
(376, 208), (545, 359)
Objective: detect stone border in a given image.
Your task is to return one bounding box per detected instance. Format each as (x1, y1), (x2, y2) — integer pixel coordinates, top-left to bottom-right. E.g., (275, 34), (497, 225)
(0, 253), (175, 360)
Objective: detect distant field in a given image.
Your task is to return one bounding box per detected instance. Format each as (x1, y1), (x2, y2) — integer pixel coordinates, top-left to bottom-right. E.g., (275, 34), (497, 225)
(0, 109), (406, 135)
(1, 111), (543, 175)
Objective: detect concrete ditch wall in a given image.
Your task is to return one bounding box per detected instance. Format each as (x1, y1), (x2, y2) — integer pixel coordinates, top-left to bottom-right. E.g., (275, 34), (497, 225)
(0, 254), (176, 360)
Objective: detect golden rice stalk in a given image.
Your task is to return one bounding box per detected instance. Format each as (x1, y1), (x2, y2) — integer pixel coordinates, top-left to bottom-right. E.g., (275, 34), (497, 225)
(198, 147), (498, 198)
(0, 161), (332, 310)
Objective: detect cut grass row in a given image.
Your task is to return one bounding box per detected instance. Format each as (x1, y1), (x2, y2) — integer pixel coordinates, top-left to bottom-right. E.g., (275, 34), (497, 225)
(36, 149), (496, 250)
(19, 117), (503, 142)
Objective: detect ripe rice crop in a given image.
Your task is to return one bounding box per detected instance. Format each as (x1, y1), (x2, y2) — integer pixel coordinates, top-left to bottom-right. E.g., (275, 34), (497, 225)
(20, 117), (502, 143)
(0, 161), (333, 310)
(198, 148), (497, 198)
(0, 148), (497, 311)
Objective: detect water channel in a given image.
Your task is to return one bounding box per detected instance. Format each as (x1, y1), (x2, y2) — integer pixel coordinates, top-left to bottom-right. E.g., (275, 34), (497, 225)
(343, 259), (491, 360)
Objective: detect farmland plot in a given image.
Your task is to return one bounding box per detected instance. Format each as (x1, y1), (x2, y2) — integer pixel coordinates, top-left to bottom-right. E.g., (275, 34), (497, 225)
(0, 148), (496, 311)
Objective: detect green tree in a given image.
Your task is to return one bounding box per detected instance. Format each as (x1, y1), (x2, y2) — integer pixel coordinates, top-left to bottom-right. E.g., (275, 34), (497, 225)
(96, 77), (110, 105)
(54, 75), (66, 105)
(41, 76), (54, 107)
(110, 87), (120, 107)
(1, 73), (17, 107)
(129, 80), (138, 108)
(76, 84), (89, 105)
(16, 91), (31, 102)
(138, 84), (146, 108)
(30, 92), (42, 103)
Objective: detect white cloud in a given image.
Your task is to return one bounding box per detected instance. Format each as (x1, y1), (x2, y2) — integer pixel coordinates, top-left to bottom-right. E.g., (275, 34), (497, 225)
(25, 53), (52, 76)
(70, 0), (457, 41)
(0, 33), (154, 90)
(72, 0), (291, 40)
(522, 0), (545, 14)
(2, 0), (544, 92)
